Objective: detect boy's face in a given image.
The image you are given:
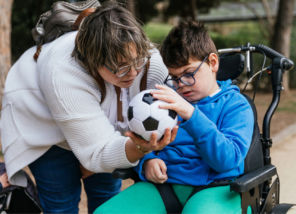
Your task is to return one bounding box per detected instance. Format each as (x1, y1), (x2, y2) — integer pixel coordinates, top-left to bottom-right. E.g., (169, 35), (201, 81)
(168, 53), (219, 102)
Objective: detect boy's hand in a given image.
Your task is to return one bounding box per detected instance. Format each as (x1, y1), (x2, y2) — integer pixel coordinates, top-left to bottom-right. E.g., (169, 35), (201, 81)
(143, 159), (168, 184)
(125, 126), (178, 153)
(151, 84), (195, 121)
(0, 173), (11, 189)
(80, 164), (94, 179)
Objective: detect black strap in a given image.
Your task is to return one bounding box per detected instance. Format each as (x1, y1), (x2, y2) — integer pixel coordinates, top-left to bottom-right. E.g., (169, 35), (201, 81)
(153, 183), (183, 214)
(152, 180), (231, 213)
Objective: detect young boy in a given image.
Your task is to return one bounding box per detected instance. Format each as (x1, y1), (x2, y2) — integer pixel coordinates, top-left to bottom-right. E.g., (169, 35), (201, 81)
(95, 21), (254, 214)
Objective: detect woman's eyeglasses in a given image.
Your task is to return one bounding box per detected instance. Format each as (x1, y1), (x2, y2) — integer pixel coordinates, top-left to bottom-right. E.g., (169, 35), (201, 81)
(104, 56), (151, 78)
(164, 55), (208, 90)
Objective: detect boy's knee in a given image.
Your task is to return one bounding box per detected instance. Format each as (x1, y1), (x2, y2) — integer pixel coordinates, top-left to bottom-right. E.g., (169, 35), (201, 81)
(94, 182), (166, 214)
(182, 186), (241, 214)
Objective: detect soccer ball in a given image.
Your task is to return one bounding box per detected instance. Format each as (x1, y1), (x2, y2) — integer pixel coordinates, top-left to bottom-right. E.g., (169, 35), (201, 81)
(127, 89), (178, 141)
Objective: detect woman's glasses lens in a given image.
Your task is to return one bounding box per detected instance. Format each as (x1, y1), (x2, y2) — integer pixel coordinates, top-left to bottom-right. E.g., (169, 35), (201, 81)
(116, 66), (130, 77)
(135, 58), (147, 70)
(115, 57), (149, 77)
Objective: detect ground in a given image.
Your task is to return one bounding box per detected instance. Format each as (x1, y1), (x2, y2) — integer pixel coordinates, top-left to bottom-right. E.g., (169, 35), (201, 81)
(271, 133), (296, 204)
(244, 90), (296, 137)
(1, 90), (296, 213)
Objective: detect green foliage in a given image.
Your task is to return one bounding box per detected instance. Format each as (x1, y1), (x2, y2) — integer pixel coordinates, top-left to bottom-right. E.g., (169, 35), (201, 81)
(209, 23), (268, 50)
(11, 0), (57, 63)
(143, 22), (268, 49)
(99, 0), (160, 24)
(163, 0), (221, 21)
(143, 23), (173, 45)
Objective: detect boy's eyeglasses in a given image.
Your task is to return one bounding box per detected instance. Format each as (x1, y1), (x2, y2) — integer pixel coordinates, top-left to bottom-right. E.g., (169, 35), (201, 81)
(164, 55), (208, 90)
(104, 56), (151, 78)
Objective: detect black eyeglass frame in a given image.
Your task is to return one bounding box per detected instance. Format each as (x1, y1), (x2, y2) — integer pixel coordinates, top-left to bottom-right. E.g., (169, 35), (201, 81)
(104, 56), (151, 78)
(164, 55), (209, 90)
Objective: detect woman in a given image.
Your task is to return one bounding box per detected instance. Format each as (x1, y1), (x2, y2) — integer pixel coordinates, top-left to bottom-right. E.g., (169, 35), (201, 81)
(0, 2), (177, 213)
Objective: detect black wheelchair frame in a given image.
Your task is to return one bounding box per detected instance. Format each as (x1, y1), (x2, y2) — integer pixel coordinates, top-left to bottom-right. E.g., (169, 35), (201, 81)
(112, 43), (296, 214)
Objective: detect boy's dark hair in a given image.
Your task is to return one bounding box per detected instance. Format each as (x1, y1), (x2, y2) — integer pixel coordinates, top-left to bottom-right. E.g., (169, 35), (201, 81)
(160, 21), (218, 68)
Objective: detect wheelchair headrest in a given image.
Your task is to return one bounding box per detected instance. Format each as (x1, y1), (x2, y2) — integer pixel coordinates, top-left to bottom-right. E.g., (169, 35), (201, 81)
(217, 54), (245, 81)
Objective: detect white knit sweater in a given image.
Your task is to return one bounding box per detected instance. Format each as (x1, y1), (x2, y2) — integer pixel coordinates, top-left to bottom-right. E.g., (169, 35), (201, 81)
(0, 31), (168, 186)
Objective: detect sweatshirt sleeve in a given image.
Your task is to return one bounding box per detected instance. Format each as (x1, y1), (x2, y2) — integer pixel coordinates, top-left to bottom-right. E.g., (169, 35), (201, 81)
(37, 33), (138, 173)
(179, 97), (254, 173)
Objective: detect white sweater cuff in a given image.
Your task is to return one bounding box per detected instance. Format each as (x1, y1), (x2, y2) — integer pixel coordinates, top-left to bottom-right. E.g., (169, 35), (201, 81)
(99, 136), (139, 172)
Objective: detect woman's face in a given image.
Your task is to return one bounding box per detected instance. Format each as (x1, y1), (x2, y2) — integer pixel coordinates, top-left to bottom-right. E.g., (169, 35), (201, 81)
(98, 44), (140, 88)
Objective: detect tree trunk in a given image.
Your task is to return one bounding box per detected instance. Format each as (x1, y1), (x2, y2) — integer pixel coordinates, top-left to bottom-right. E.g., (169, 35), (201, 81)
(272, 0), (295, 93)
(0, 0), (14, 106)
(261, 0), (274, 40)
(189, 0), (197, 21)
(127, 0), (136, 17)
(261, 0), (274, 27)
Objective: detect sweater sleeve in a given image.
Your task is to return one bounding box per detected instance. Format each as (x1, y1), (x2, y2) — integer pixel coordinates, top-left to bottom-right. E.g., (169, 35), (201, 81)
(37, 33), (138, 173)
(147, 48), (168, 89)
(179, 97), (254, 173)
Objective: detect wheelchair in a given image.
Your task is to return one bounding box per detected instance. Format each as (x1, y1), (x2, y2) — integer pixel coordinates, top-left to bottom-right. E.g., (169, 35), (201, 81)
(112, 43), (296, 214)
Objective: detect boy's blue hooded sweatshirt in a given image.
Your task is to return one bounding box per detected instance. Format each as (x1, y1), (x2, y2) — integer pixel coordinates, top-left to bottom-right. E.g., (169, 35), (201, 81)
(134, 80), (254, 186)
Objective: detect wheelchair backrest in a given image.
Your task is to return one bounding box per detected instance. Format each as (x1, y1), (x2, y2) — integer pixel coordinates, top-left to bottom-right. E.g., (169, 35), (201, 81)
(217, 54), (245, 81)
(217, 55), (264, 174)
(242, 95), (264, 174)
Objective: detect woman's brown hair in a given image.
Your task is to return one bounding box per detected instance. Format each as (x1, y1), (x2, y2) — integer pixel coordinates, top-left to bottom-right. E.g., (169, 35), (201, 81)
(72, 1), (153, 102)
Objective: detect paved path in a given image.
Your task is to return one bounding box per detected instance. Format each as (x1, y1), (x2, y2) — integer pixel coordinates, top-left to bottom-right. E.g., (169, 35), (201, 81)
(271, 133), (296, 204)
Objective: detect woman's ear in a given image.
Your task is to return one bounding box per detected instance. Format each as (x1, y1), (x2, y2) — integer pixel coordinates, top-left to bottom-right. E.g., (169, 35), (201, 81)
(209, 53), (219, 73)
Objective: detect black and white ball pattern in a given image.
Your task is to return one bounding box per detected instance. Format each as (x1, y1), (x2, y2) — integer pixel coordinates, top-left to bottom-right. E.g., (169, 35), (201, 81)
(127, 89), (178, 141)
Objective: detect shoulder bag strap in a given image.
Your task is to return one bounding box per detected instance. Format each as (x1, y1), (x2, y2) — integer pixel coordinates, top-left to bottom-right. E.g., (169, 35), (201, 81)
(71, 7), (96, 31)
(140, 60), (150, 92)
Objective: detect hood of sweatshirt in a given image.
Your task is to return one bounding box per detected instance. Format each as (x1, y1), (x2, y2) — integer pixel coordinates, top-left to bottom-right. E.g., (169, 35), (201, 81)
(196, 79), (239, 105)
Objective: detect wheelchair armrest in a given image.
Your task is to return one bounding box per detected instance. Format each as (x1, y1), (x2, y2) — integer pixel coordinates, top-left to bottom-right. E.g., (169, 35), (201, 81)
(230, 165), (277, 193)
(112, 168), (138, 180)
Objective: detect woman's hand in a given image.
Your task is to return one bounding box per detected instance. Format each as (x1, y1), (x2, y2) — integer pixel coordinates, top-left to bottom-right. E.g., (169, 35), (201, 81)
(0, 173), (11, 189)
(143, 159), (168, 183)
(151, 84), (195, 121)
(125, 126), (178, 153)
(125, 126), (178, 163)
(80, 164), (94, 179)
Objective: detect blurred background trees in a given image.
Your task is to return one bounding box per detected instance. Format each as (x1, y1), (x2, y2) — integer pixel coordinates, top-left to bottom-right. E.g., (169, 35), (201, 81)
(0, 0), (14, 105)
(11, 0), (57, 62)
(1, 0), (296, 97)
(272, 0), (295, 92)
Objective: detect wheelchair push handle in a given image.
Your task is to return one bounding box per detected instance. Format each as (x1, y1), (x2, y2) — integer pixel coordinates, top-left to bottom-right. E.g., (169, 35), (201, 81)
(251, 44), (294, 71)
(218, 44), (294, 72)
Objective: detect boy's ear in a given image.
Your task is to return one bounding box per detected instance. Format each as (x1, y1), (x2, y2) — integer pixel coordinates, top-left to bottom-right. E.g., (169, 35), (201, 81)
(209, 53), (219, 73)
